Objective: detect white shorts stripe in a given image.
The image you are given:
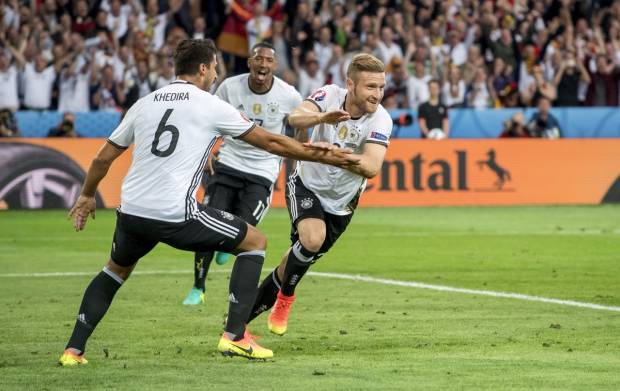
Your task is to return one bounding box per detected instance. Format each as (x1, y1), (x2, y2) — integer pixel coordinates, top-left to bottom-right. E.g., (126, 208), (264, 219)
(287, 171), (298, 220)
(195, 215), (236, 239)
(201, 212), (239, 235)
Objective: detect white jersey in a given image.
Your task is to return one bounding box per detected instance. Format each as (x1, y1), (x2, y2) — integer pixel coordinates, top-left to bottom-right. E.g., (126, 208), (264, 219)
(215, 74), (302, 183)
(299, 84), (393, 215)
(0, 65), (19, 110)
(108, 80), (255, 222)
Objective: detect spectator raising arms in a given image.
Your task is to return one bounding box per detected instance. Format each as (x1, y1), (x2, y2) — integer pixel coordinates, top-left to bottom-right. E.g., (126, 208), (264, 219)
(0, 0), (619, 115)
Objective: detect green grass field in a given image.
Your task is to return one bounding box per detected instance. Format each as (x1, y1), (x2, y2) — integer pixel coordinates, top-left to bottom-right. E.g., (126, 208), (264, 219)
(1, 206), (619, 390)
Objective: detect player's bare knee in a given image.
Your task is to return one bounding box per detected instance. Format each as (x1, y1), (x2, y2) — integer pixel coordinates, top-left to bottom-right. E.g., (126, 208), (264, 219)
(105, 258), (134, 281)
(298, 231), (325, 253)
(238, 225), (267, 252)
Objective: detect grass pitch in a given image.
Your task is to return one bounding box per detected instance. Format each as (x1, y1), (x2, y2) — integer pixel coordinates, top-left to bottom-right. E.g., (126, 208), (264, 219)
(1, 206), (619, 390)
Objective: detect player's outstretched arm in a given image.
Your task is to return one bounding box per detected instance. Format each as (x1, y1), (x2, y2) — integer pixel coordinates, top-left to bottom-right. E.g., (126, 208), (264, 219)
(69, 142), (125, 231)
(240, 126), (360, 168)
(288, 100), (350, 129)
(343, 143), (388, 179)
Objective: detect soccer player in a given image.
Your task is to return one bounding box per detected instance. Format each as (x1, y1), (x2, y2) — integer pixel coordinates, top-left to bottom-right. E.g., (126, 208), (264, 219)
(246, 53), (393, 335)
(58, 38), (360, 365)
(183, 42), (305, 305)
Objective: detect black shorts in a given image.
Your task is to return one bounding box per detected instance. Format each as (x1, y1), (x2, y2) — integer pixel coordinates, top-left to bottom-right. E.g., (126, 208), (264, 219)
(285, 172), (353, 260)
(203, 161), (273, 227)
(110, 205), (248, 267)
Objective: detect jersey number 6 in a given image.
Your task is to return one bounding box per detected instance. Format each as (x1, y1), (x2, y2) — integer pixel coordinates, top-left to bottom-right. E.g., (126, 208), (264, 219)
(151, 108), (179, 157)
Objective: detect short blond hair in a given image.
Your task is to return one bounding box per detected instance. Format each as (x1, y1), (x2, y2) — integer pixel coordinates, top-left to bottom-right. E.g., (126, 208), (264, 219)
(346, 53), (385, 82)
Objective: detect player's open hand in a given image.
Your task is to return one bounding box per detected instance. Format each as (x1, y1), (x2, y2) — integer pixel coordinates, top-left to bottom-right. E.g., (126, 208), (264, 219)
(320, 109), (351, 125)
(69, 195), (96, 231)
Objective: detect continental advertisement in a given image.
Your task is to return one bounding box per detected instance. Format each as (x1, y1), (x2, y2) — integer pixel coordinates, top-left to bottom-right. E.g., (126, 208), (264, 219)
(0, 138), (618, 210)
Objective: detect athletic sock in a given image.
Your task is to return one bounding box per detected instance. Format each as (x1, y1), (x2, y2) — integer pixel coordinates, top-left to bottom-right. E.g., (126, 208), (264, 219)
(280, 241), (316, 296)
(194, 251), (214, 291)
(247, 268), (281, 323)
(225, 250), (265, 340)
(65, 267), (124, 354)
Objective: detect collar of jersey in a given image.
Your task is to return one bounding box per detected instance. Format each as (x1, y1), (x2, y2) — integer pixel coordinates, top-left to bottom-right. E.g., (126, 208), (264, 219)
(247, 74), (274, 95)
(170, 79), (193, 85)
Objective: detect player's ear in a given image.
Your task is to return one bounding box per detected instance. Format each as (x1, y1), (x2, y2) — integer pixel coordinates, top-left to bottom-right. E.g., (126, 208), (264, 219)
(346, 77), (354, 90)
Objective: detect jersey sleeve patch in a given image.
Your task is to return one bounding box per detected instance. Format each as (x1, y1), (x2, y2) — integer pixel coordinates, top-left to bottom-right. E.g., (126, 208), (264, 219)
(309, 88), (327, 102)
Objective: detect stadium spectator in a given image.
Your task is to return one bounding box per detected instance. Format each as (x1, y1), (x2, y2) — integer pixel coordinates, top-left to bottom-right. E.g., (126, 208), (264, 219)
(442, 65), (466, 108)
(466, 68), (492, 109)
(294, 49), (324, 99)
(499, 112), (529, 138)
(376, 25), (403, 65)
(2, 0), (620, 121)
(527, 97), (561, 139)
(489, 58), (515, 107)
(314, 26), (333, 72)
(18, 53), (59, 110)
(406, 60), (431, 111)
(0, 108), (18, 137)
(418, 79), (449, 139)
(521, 64), (557, 107)
(0, 49), (19, 112)
(48, 112), (78, 137)
(246, 2), (272, 52)
(553, 50), (591, 107)
(385, 57), (409, 109)
(586, 54), (620, 106)
(58, 55), (92, 113)
(90, 64), (125, 111)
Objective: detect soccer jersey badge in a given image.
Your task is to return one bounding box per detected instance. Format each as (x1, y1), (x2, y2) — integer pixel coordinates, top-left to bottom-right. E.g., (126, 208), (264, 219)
(219, 211), (235, 221)
(267, 102), (279, 114)
(252, 103), (262, 115)
(300, 198), (314, 209)
(347, 126), (361, 142)
(338, 125), (348, 140)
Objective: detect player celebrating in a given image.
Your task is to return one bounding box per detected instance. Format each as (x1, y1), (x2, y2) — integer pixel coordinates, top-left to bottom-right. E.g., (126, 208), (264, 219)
(183, 42), (305, 305)
(246, 53), (393, 335)
(59, 39), (359, 365)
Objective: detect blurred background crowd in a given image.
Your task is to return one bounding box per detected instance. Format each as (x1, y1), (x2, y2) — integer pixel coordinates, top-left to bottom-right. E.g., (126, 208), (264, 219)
(1, 0), (619, 138)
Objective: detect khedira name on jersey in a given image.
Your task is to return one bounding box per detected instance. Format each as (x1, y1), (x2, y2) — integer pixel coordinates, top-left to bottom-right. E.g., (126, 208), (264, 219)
(153, 92), (190, 102)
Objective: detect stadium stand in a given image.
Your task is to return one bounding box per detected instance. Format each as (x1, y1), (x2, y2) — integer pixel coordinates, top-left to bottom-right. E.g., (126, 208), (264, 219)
(1, 0), (619, 138)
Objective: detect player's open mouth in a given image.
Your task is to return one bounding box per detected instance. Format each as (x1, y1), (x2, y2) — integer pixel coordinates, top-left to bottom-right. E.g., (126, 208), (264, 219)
(256, 70), (269, 81)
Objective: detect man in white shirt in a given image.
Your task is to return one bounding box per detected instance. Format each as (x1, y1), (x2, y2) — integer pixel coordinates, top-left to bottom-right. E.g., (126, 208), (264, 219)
(246, 54), (394, 336)
(183, 42), (304, 305)
(59, 39), (360, 365)
(296, 51), (326, 99)
(406, 61), (431, 110)
(0, 52), (19, 111)
(313, 26), (334, 72)
(246, 3), (272, 52)
(22, 54), (57, 110)
(58, 58), (92, 112)
(376, 26), (403, 65)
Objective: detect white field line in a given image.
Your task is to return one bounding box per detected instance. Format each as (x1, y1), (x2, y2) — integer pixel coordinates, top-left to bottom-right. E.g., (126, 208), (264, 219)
(1, 269), (619, 313)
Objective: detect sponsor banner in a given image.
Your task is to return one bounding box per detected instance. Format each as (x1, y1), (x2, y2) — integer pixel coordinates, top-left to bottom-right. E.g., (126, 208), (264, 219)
(1, 139), (618, 210)
(273, 139), (620, 206)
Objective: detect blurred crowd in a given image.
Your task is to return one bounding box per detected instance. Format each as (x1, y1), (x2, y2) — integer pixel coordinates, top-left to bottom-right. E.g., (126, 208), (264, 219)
(1, 0), (620, 138)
